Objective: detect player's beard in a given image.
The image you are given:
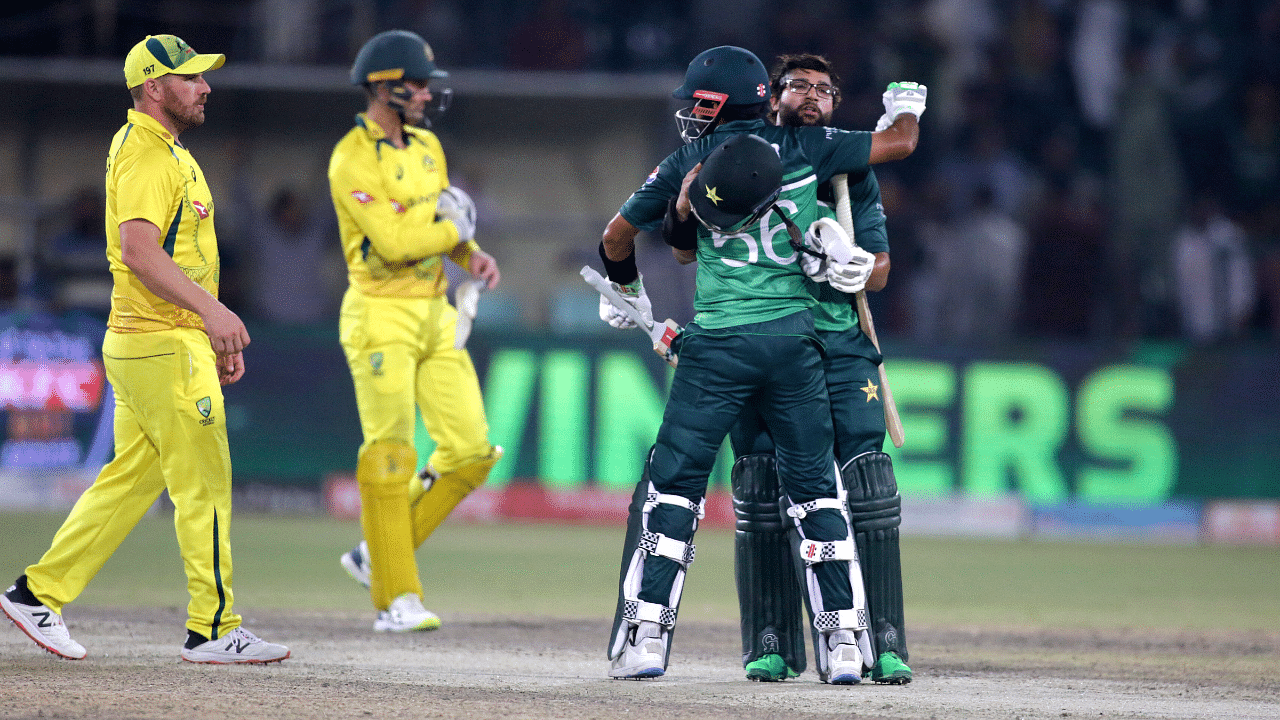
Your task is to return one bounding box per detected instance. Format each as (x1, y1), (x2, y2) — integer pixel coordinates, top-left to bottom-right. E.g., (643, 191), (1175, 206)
(777, 101), (831, 127)
(161, 89), (206, 133)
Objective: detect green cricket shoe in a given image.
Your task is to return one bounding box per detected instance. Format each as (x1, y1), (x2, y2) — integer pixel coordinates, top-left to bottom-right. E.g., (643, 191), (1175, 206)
(744, 653), (801, 682)
(868, 651), (912, 684)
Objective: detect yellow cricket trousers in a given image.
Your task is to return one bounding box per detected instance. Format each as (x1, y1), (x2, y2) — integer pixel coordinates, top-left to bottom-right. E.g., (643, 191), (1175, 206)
(25, 327), (241, 639)
(340, 289), (493, 609)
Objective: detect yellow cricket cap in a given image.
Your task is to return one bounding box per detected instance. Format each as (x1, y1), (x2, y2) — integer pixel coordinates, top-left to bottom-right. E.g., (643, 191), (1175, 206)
(124, 34), (225, 88)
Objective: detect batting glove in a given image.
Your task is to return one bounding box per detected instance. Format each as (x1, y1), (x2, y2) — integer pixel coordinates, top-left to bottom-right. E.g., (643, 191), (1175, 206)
(798, 225), (828, 281)
(598, 276), (653, 330)
(436, 185), (477, 241)
(882, 82), (927, 121)
(826, 245), (877, 294)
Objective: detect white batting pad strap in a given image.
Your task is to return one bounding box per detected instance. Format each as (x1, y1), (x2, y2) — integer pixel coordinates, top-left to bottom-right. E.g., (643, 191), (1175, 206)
(797, 538), (857, 567)
(813, 608), (869, 632)
(639, 530), (696, 567)
(646, 491), (705, 519)
(786, 497), (845, 520)
(623, 599), (677, 628)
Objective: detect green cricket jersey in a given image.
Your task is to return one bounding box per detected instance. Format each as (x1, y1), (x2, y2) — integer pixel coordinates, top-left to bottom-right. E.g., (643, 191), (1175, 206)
(619, 119), (873, 330)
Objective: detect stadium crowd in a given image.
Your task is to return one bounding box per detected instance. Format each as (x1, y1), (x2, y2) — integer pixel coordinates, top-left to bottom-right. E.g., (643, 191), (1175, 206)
(12, 0), (1280, 345)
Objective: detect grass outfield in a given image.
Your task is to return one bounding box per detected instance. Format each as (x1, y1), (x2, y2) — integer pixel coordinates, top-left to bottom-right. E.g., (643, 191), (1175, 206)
(2, 511), (1277, 632)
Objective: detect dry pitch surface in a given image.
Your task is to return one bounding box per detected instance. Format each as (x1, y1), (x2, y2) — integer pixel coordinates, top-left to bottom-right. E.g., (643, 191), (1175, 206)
(2, 607), (1277, 720)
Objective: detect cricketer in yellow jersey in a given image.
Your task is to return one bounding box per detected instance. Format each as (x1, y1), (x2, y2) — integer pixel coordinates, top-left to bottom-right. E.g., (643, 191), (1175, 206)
(0, 34), (289, 664)
(329, 30), (502, 632)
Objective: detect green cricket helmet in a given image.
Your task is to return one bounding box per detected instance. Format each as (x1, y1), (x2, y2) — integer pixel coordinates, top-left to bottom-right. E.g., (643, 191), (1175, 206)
(351, 30), (448, 84)
(351, 30), (451, 126)
(673, 46), (770, 143)
(689, 133), (783, 233)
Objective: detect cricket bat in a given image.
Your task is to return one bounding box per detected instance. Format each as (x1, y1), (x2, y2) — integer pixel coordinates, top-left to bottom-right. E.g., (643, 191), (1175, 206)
(580, 266), (681, 367)
(832, 174), (905, 448)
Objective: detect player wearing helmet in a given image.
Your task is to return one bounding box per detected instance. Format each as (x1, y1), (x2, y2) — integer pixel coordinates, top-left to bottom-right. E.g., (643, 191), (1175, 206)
(724, 53), (922, 685)
(598, 46), (904, 684)
(328, 30), (502, 633)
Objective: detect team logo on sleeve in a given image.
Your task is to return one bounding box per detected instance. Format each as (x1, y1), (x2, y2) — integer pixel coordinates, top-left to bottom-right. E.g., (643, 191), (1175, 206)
(351, 190), (375, 204)
(644, 166), (660, 185)
(191, 200), (210, 219)
(369, 352), (384, 376)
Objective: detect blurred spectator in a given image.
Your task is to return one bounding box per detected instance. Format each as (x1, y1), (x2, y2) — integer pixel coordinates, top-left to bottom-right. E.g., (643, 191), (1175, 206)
(401, 0), (470, 69)
(1228, 82), (1280, 218)
(1021, 178), (1107, 339)
(1106, 41), (1186, 340)
(922, 0), (1000, 130)
(248, 188), (343, 324)
(1003, 1), (1081, 172)
(1230, 81), (1280, 339)
(1172, 195), (1256, 344)
(1070, 0), (1127, 132)
(905, 180), (961, 344)
(37, 187), (111, 314)
(933, 106), (1038, 224)
(1252, 201), (1280, 339)
(253, 0), (321, 62)
(950, 185), (1027, 345)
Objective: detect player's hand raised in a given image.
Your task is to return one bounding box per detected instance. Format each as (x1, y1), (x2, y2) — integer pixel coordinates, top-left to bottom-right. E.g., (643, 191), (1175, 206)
(882, 82), (927, 121)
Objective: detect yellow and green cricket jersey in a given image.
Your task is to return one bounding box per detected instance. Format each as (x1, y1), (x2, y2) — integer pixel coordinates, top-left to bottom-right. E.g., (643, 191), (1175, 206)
(328, 114), (479, 299)
(104, 109), (219, 333)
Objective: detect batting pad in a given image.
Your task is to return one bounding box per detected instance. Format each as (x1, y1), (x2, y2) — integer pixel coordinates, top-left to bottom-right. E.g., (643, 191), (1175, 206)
(608, 454), (703, 670)
(784, 468), (875, 680)
(732, 454), (807, 673)
(843, 451), (908, 661)
(358, 439), (422, 610)
(410, 445), (502, 547)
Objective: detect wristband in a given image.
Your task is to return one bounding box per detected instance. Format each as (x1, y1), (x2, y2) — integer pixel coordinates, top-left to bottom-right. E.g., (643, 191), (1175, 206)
(598, 240), (639, 285)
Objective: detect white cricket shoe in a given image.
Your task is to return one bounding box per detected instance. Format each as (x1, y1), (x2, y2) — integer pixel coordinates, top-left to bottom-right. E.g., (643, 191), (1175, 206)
(374, 593), (441, 632)
(181, 627), (290, 664)
(339, 540), (372, 589)
(608, 621), (665, 679)
(823, 629), (864, 685)
(2, 581), (86, 660)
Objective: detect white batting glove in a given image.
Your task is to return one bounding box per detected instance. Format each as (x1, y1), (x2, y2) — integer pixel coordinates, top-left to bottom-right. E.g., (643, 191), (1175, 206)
(882, 82), (927, 121)
(874, 113), (893, 132)
(436, 185), (477, 241)
(598, 276), (653, 329)
(826, 245), (877, 294)
(799, 225), (828, 281)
